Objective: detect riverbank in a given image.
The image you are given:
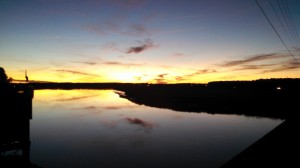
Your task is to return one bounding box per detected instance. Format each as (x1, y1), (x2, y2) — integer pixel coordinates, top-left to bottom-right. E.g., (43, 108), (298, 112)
(117, 79), (299, 119)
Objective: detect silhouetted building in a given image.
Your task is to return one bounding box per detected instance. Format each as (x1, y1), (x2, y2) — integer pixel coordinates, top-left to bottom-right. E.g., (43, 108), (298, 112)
(0, 68), (34, 167)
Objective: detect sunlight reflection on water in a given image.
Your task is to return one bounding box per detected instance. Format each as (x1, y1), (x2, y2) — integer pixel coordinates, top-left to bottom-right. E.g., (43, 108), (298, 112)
(31, 90), (282, 168)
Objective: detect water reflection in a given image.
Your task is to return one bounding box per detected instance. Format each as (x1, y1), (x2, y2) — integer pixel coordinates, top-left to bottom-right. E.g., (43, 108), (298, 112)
(31, 90), (282, 168)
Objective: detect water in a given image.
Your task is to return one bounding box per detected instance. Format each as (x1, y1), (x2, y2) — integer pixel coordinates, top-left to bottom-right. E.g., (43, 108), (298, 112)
(30, 89), (282, 168)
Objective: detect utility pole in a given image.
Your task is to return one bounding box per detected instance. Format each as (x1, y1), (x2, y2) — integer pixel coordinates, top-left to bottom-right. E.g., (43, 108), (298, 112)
(25, 70), (29, 82)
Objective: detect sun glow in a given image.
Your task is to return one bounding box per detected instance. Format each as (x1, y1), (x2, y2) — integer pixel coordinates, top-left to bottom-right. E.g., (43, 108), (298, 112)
(113, 71), (140, 83)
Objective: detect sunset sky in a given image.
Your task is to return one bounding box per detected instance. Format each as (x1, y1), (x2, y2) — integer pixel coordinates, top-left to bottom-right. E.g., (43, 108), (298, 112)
(1, 0), (300, 83)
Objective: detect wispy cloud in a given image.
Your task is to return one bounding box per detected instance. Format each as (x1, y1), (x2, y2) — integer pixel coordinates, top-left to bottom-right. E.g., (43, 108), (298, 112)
(84, 24), (107, 35)
(173, 69), (217, 82)
(220, 53), (289, 67)
(184, 69), (217, 78)
(102, 42), (122, 52)
(102, 61), (143, 67)
(56, 69), (101, 77)
(264, 61), (300, 73)
(72, 61), (97, 65)
(175, 76), (185, 82)
(126, 38), (156, 54)
(128, 23), (152, 36)
(218, 51), (300, 74)
(194, 69), (217, 75)
(233, 64), (276, 71)
(170, 53), (185, 57)
(85, 22), (153, 37)
(103, 105), (128, 110)
(84, 21), (121, 35)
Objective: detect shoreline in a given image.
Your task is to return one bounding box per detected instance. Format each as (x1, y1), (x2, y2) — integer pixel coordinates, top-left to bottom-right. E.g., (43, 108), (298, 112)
(10, 78), (300, 119)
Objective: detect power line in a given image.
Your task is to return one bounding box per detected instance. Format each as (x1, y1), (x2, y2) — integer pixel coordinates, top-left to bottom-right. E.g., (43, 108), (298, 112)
(270, 0), (300, 57)
(277, 0), (300, 50)
(282, 0), (300, 48)
(268, 0), (294, 48)
(255, 0), (296, 61)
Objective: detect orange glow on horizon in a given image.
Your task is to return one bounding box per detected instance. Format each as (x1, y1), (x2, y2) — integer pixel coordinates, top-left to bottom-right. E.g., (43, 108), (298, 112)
(5, 66), (300, 84)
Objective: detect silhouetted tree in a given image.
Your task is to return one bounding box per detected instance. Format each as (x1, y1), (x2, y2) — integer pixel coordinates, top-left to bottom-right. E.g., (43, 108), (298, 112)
(0, 67), (8, 83)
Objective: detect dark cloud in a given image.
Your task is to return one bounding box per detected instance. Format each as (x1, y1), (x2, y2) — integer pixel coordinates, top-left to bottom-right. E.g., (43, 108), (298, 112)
(158, 73), (167, 78)
(175, 76), (185, 81)
(173, 69), (216, 82)
(233, 64), (276, 71)
(126, 38), (156, 54)
(153, 78), (167, 84)
(104, 61), (125, 65)
(185, 69), (217, 77)
(217, 52), (300, 73)
(56, 69), (101, 77)
(103, 61), (143, 67)
(194, 69), (217, 75)
(152, 73), (168, 84)
(125, 117), (156, 133)
(264, 61), (300, 73)
(220, 53), (289, 67)
(103, 105), (138, 110)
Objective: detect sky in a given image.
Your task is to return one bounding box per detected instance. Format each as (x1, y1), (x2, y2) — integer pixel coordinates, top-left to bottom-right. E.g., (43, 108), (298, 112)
(1, 0), (300, 83)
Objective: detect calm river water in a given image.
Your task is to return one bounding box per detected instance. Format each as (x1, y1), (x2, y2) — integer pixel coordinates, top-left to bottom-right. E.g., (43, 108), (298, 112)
(30, 89), (282, 168)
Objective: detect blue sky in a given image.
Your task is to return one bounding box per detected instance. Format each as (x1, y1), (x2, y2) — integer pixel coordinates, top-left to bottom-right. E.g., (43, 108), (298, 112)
(1, 0), (300, 83)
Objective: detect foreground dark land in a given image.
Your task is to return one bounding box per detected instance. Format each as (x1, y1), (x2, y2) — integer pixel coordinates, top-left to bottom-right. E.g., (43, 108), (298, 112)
(221, 113), (300, 168)
(2, 78), (300, 167)
(31, 78), (300, 119)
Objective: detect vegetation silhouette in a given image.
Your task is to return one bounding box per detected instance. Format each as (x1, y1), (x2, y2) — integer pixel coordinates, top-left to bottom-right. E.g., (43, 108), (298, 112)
(115, 79), (300, 119)
(0, 67), (8, 84)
